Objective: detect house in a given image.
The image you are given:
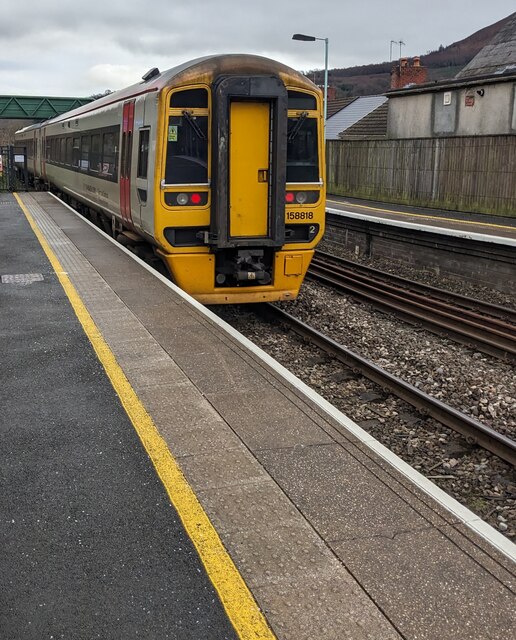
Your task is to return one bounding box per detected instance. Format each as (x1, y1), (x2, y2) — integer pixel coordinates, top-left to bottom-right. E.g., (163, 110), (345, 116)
(386, 12), (516, 138)
(325, 95), (388, 140)
(338, 102), (389, 139)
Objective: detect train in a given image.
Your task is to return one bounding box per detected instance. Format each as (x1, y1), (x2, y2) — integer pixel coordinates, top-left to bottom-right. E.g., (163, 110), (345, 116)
(15, 54), (326, 304)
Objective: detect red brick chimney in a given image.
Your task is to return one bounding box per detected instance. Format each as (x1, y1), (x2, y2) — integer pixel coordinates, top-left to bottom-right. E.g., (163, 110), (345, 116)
(317, 85), (337, 101)
(326, 86), (337, 101)
(390, 56), (428, 89)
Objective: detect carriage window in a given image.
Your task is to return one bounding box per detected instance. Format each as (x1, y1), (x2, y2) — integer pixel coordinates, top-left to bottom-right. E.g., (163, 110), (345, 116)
(170, 88), (208, 108)
(137, 129), (150, 178)
(60, 138), (66, 164)
(80, 136), (90, 170)
(90, 134), (101, 172)
(101, 132), (117, 179)
(72, 138), (80, 167)
(65, 137), (73, 165)
(287, 91), (317, 111)
(165, 115), (208, 184)
(287, 117), (319, 183)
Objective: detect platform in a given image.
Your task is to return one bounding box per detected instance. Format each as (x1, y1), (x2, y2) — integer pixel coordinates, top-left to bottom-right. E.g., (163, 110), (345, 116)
(325, 196), (516, 295)
(2, 191), (516, 639)
(327, 195), (516, 243)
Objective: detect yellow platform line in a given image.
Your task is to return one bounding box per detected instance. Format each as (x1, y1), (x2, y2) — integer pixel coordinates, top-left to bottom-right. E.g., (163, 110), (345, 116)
(326, 198), (516, 231)
(14, 193), (275, 640)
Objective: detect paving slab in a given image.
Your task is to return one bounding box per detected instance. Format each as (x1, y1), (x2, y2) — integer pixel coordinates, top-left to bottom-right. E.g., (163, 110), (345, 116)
(256, 443), (428, 541)
(253, 576), (401, 640)
(332, 527), (516, 640)
(207, 388), (334, 450)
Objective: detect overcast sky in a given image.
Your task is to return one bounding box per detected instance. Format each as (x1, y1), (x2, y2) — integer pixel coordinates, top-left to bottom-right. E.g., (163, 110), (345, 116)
(1, 0), (514, 96)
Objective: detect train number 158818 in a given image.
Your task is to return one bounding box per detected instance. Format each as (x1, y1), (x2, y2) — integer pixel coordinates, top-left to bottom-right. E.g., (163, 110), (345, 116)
(286, 211), (314, 220)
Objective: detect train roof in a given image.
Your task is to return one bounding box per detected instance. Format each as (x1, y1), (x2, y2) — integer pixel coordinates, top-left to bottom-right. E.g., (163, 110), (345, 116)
(16, 54), (317, 132)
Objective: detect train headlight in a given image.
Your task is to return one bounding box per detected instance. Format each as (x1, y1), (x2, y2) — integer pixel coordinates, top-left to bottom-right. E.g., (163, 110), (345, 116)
(177, 193), (189, 205)
(295, 191), (307, 204)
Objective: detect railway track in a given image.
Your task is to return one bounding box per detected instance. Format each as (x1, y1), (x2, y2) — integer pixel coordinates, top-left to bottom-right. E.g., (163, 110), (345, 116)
(308, 251), (516, 362)
(258, 303), (516, 467)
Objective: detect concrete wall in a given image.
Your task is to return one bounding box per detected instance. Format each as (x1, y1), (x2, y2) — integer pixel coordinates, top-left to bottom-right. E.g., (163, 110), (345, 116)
(388, 81), (516, 138)
(325, 214), (516, 294)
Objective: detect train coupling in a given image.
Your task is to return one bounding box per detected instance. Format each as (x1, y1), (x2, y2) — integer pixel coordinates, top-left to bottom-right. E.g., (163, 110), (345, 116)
(235, 250), (271, 285)
(215, 249), (272, 286)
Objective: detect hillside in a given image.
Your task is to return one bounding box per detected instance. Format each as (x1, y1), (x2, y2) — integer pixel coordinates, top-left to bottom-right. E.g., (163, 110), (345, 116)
(313, 13), (513, 97)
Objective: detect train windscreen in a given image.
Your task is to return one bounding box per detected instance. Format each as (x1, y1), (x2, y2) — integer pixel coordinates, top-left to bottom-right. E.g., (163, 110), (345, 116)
(286, 116), (319, 183)
(164, 114), (208, 184)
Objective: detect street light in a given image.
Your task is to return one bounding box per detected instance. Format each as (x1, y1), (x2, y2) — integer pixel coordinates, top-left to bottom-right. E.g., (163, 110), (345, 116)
(292, 33), (329, 129)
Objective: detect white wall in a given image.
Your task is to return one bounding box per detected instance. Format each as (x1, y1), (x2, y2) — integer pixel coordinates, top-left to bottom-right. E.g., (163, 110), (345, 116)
(388, 81), (516, 138)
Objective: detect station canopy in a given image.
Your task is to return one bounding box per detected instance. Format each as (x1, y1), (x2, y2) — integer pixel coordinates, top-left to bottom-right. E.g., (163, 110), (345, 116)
(0, 95), (92, 120)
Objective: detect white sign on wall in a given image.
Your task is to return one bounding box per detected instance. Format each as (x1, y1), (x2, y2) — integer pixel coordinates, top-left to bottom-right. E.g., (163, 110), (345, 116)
(443, 92), (452, 106)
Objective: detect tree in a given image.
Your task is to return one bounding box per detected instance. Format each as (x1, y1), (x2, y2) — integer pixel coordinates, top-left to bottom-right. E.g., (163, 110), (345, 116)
(89, 89), (114, 100)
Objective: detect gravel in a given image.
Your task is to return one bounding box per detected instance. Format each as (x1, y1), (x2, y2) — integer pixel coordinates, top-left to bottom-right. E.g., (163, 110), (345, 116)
(213, 275), (516, 539)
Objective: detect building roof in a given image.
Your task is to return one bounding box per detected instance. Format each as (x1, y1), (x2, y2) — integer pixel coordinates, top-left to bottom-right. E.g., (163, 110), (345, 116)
(456, 12), (516, 78)
(326, 97), (357, 118)
(325, 95), (387, 140)
(339, 102), (389, 139)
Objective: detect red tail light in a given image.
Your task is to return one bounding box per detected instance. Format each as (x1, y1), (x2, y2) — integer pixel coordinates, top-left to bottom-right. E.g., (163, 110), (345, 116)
(190, 193), (202, 205)
(285, 192), (295, 203)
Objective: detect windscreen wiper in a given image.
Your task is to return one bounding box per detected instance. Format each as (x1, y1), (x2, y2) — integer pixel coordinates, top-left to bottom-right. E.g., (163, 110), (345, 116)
(182, 110), (206, 140)
(288, 111), (308, 142)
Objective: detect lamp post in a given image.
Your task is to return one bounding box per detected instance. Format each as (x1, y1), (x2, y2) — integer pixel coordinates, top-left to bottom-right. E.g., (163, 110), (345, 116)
(292, 33), (329, 129)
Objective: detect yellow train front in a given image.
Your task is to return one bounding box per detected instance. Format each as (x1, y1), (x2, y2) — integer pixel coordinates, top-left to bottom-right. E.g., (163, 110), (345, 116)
(153, 55), (325, 304)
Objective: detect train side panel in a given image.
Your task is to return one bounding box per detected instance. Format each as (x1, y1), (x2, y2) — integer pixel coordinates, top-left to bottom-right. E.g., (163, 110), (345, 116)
(41, 103), (124, 224)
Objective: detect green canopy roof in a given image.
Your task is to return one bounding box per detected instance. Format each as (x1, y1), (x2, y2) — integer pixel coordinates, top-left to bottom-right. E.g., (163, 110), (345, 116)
(0, 95), (92, 120)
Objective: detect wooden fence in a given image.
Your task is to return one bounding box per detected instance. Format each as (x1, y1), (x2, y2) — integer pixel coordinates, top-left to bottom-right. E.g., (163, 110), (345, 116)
(326, 135), (516, 216)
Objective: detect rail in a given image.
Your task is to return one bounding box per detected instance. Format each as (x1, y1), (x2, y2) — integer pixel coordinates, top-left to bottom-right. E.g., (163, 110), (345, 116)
(258, 304), (516, 467)
(308, 251), (516, 362)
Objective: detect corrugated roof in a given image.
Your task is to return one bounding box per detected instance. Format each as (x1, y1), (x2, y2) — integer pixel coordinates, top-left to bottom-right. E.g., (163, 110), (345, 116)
(326, 97), (357, 118)
(456, 12), (516, 78)
(339, 102), (388, 139)
(325, 95), (387, 140)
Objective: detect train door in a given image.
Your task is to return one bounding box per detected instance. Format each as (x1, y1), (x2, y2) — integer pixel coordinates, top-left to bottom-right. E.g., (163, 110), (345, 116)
(120, 100), (135, 227)
(40, 129), (46, 180)
(229, 101), (270, 238)
(211, 75), (286, 250)
(132, 95), (148, 231)
(32, 130), (37, 176)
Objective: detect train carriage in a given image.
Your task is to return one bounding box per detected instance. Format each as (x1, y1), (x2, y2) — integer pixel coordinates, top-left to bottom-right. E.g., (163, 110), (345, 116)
(16, 54), (326, 304)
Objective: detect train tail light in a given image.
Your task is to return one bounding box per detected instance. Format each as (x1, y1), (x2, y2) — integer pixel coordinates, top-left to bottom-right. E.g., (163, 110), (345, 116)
(190, 193), (202, 205)
(166, 192), (208, 207)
